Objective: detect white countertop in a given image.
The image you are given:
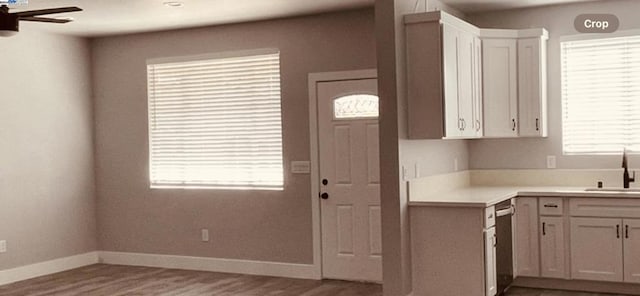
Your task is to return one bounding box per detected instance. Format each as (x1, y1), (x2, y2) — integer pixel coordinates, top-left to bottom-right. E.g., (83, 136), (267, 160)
(408, 186), (640, 208)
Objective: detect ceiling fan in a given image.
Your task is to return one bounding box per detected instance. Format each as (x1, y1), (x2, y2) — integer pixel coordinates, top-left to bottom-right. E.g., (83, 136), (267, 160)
(0, 4), (82, 37)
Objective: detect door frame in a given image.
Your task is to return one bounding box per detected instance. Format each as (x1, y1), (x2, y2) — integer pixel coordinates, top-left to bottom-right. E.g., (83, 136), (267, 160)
(307, 69), (378, 279)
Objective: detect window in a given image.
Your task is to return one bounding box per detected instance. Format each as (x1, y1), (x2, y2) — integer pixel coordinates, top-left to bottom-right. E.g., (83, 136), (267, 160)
(147, 49), (283, 190)
(333, 94), (379, 119)
(562, 33), (640, 154)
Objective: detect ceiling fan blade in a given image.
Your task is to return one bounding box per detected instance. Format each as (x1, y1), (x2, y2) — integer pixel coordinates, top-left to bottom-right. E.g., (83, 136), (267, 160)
(14, 7), (82, 17)
(19, 16), (71, 23)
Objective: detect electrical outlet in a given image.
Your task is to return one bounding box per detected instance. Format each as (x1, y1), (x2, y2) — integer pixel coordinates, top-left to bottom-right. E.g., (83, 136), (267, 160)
(547, 155), (557, 169)
(414, 163), (420, 179)
(201, 229), (209, 242)
(0, 240), (6, 253)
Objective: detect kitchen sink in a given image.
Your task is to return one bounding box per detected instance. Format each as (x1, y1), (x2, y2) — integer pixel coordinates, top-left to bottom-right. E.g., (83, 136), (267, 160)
(584, 188), (640, 193)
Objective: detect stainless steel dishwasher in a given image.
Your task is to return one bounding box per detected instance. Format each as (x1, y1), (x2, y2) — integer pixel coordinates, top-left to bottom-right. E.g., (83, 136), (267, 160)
(495, 199), (514, 295)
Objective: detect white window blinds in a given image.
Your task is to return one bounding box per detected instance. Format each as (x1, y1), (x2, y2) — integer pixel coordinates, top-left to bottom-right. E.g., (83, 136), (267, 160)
(147, 49), (284, 190)
(562, 34), (640, 155)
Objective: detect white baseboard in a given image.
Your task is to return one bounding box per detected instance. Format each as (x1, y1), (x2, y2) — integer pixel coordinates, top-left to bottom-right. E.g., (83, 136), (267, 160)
(0, 251), (99, 286)
(98, 251), (321, 280)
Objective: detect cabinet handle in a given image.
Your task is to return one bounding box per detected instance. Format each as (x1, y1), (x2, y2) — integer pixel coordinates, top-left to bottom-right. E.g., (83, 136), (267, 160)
(462, 119), (466, 131)
(512, 119), (516, 131)
(626, 225), (630, 239)
(536, 118), (540, 131)
(493, 233), (497, 247)
(543, 204), (558, 208)
(617, 225), (620, 239)
(458, 118), (463, 131)
(542, 222), (546, 235)
(476, 119), (481, 132)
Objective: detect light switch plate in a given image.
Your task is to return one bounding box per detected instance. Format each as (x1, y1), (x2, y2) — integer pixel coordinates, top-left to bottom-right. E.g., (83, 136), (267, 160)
(547, 155), (557, 169)
(201, 229), (210, 242)
(0, 240), (6, 253)
(291, 161), (311, 174)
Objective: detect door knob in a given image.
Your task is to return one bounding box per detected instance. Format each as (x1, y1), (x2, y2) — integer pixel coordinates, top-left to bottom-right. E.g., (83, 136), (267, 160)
(320, 192), (329, 199)
(322, 179), (328, 185)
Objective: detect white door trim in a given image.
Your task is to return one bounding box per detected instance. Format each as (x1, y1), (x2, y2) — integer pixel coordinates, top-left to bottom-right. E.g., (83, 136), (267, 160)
(307, 69), (378, 279)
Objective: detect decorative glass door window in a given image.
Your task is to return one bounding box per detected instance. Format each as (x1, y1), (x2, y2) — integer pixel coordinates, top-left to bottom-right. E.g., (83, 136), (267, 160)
(333, 94), (379, 119)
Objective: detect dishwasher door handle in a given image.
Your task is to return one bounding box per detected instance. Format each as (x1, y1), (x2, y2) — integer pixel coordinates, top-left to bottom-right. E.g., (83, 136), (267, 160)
(496, 207), (514, 217)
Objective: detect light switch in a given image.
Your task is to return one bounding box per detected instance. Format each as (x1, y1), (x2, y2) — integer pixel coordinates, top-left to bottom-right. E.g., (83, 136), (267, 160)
(291, 161), (311, 174)
(547, 155), (556, 169)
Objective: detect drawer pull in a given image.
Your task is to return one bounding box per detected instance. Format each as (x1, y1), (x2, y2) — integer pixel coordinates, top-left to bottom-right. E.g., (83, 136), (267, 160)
(542, 222), (546, 235)
(544, 204), (558, 208)
(617, 225), (620, 239)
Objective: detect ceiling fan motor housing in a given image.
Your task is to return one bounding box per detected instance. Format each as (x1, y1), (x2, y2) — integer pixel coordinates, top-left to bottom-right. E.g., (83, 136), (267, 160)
(0, 13), (19, 33)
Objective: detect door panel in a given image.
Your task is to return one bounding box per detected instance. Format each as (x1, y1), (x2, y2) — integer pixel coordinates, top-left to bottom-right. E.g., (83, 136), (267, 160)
(571, 217), (623, 282)
(318, 78), (381, 282)
(624, 219), (640, 283)
(540, 216), (565, 278)
(515, 197), (540, 277)
(482, 38), (518, 137)
(485, 226), (497, 296)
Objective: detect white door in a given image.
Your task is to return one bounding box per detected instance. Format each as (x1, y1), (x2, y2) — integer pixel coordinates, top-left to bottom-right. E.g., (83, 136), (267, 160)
(514, 197), (540, 277)
(485, 226), (497, 296)
(482, 38), (518, 137)
(540, 216), (565, 278)
(624, 219), (640, 283)
(317, 78), (381, 282)
(571, 217), (623, 282)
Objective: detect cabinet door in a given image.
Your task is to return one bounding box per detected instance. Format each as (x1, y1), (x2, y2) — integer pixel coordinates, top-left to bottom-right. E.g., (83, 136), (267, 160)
(482, 38), (518, 137)
(485, 226), (497, 296)
(540, 216), (565, 278)
(457, 29), (475, 138)
(442, 23), (462, 138)
(518, 37), (547, 137)
(571, 217), (623, 282)
(515, 198), (540, 277)
(624, 219), (640, 283)
(472, 36), (483, 137)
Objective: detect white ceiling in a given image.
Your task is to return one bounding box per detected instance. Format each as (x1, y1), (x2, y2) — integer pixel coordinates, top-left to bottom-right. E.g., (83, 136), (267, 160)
(8, 0), (602, 37)
(439, 0), (600, 13)
(12, 0), (374, 37)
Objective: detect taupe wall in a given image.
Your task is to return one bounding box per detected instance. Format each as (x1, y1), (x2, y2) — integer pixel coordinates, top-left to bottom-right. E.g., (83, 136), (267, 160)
(0, 31), (96, 270)
(91, 9), (376, 264)
(468, 0), (640, 169)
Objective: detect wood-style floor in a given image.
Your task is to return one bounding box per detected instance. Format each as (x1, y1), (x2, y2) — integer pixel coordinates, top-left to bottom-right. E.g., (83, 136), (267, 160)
(0, 264), (635, 295)
(0, 264), (382, 296)
(505, 286), (633, 296)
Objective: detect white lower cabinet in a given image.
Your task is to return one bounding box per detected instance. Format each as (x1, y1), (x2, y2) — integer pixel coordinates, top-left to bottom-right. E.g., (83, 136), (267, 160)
(540, 216), (565, 278)
(570, 217), (624, 282)
(515, 197), (540, 277)
(624, 219), (640, 283)
(485, 226), (497, 296)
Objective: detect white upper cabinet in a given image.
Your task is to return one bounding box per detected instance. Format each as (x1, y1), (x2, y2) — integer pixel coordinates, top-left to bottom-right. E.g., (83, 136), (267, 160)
(481, 30), (548, 138)
(482, 38), (518, 137)
(443, 23), (478, 138)
(405, 12), (482, 139)
(518, 37), (548, 137)
(404, 11), (547, 140)
(472, 36), (484, 137)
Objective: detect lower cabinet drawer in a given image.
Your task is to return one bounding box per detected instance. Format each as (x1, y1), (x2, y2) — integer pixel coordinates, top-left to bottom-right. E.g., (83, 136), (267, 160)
(539, 197), (563, 216)
(570, 198), (640, 218)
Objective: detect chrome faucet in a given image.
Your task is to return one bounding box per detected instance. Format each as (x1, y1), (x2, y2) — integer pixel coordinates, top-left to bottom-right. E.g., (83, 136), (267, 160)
(622, 148), (635, 188)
